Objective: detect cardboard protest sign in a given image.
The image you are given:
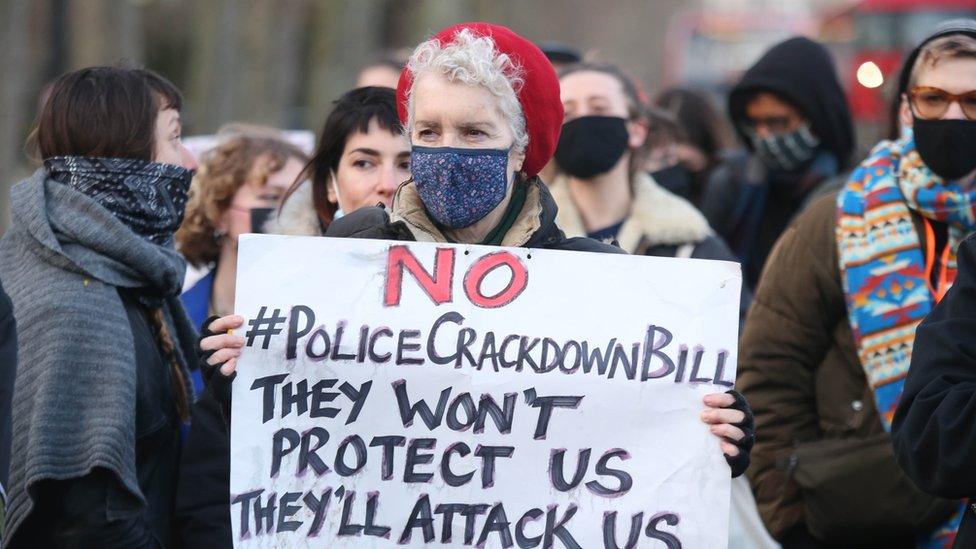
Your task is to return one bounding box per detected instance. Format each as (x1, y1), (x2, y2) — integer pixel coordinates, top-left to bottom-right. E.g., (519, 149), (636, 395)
(230, 234), (742, 548)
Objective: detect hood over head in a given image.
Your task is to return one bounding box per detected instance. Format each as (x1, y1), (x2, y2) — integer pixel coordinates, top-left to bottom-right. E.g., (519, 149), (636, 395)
(729, 36), (854, 169)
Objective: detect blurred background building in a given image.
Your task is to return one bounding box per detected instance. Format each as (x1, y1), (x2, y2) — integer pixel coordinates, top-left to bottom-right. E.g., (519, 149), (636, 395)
(1, 0), (974, 232)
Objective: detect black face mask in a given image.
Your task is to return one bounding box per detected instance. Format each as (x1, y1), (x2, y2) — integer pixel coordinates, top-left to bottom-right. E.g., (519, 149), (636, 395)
(250, 207), (275, 234)
(913, 117), (976, 180)
(553, 116), (630, 179)
(650, 164), (692, 197)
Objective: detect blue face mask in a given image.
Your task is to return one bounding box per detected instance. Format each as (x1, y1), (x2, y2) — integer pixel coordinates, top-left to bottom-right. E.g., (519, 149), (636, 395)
(410, 146), (510, 229)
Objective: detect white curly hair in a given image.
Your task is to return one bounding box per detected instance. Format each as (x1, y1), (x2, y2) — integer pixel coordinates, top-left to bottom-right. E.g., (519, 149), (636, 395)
(405, 28), (529, 154)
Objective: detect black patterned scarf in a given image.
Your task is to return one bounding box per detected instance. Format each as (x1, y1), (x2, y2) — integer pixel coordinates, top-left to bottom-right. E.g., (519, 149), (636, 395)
(45, 156), (193, 247)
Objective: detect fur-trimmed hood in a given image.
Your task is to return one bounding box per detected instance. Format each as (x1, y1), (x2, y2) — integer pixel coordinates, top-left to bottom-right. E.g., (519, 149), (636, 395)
(550, 171), (713, 254)
(263, 180), (323, 236)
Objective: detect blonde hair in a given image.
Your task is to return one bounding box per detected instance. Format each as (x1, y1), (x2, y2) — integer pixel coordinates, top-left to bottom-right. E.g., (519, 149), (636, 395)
(176, 133), (306, 267)
(910, 34), (976, 87)
(405, 28), (528, 153)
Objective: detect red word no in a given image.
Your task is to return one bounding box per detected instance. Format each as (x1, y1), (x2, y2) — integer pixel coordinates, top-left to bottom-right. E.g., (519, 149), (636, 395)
(383, 245), (528, 309)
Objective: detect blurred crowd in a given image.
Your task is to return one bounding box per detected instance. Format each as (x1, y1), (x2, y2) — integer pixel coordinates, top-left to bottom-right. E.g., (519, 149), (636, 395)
(2, 13), (976, 549)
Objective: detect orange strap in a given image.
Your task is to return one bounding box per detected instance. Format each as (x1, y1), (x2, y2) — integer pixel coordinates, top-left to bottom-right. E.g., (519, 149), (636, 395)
(923, 218), (952, 302)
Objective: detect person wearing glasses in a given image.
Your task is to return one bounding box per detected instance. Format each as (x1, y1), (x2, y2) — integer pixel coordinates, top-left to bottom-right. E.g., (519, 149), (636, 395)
(737, 20), (976, 549)
(701, 37), (854, 290)
(889, 19), (976, 549)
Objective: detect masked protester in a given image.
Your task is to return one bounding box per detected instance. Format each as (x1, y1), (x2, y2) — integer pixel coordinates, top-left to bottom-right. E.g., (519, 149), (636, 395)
(186, 23), (756, 548)
(651, 87), (728, 208)
(173, 130), (305, 397)
(703, 37), (854, 290)
(174, 86), (410, 548)
(549, 62), (752, 323)
(176, 132), (306, 331)
(886, 20), (976, 549)
(737, 21), (976, 549)
(0, 66), (198, 548)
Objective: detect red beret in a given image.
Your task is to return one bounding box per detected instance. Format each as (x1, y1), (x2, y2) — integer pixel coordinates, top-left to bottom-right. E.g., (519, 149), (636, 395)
(396, 22), (563, 178)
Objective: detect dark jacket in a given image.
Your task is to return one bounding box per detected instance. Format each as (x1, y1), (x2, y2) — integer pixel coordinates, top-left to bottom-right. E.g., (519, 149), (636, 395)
(702, 153), (849, 289)
(550, 172), (752, 322)
(737, 192), (957, 546)
(175, 384), (228, 548)
(704, 36), (854, 290)
(11, 290), (182, 548)
(892, 234), (976, 549)
(0, 278), (15, 507)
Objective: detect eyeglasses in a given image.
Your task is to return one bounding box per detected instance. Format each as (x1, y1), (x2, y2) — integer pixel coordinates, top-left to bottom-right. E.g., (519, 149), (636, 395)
(909, 86), (976, 121)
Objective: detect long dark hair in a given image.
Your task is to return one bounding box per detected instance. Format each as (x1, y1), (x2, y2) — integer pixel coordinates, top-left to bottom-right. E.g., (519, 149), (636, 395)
(32, 66), (183, 161)
(280, 86), (403, 228)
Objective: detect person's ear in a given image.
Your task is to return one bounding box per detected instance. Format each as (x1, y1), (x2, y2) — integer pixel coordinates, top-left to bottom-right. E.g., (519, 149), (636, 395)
(510, 148), (526, 175)
(326, 174), (338, 204)
(628, 117), (649, 150)
(899, 94), (914, 129)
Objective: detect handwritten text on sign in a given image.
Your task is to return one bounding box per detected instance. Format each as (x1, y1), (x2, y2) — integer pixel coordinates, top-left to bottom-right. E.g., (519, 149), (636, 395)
(230, 235), (741, 548)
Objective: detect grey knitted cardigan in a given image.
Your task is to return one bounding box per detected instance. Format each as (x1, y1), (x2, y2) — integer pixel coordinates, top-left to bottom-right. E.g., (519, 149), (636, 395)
(0, 171), (197, 545)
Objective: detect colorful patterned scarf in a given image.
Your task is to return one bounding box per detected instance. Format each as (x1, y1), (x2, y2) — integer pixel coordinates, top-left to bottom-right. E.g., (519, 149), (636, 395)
(837, 135), (976, 548)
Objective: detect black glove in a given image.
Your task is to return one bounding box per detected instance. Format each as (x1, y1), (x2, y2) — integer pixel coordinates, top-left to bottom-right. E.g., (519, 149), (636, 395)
(724, 389), (754, 478)
(198, 315), (235, 422)
(324, 205), (414, 241)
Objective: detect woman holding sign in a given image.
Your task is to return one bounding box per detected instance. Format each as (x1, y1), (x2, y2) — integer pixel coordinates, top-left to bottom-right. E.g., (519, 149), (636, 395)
(188, 22), (755, 546)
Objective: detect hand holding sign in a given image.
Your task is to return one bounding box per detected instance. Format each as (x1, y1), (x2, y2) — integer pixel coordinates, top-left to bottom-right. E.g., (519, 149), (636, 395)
(702, 393), (747, 457)
(228, 234), (743, 547)
(201, 314), (245, 376)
